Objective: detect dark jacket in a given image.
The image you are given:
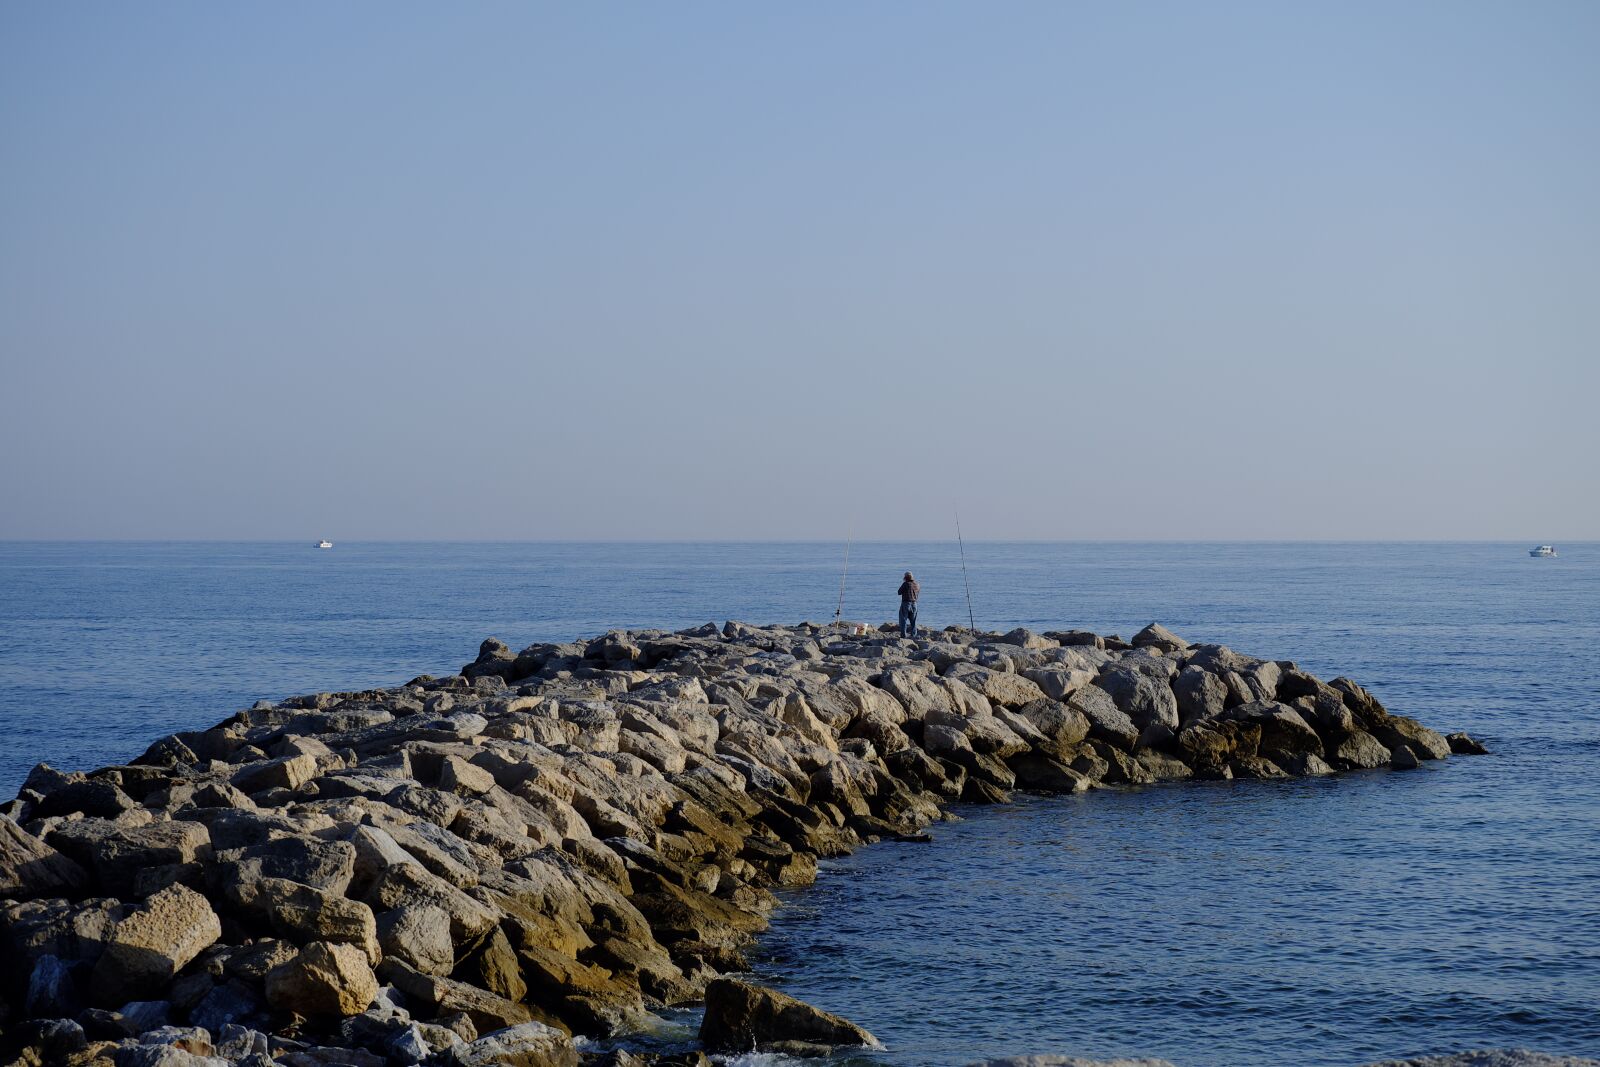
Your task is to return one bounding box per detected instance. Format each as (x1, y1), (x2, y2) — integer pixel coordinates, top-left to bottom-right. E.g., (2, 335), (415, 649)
(898, 579), (920, 604)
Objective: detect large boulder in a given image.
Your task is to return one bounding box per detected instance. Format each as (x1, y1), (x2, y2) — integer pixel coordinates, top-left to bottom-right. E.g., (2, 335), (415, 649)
(1217, 701), (1322, 760)
(1176, 720), (1260, 770)
(1014, 698), (1091, 757)
(1095, 665), (1178, 730)
(998, 628), (1055, 650)
(1330, 730), (1392, 770)
(25, 953), (81, 1017)
(435, 1022), (578, 1067)
(699, 977), (877, 1054)
(47, 819), (212, 897)
(230, 754), (318, 794)
(225, 876), (380, 963)
(29, 778), (136, 820)
(1372, 715), (1451, 761)
(376, 958), (534, 1034)
(214, 836), (356, 895)
(1022, 665), (1097, 701)
(877, 667), (952, 720)
(1173, 667), (1228, 726)
(1, 896), (124, 971)
(375, 903), (455, 975)
(1131, 623), (1189, 653)
(89, 884), (220, 1004)
(0, 817), (90, 900)
(1007, 753), (1093, 794)
(1068, 686), (1140, 749)
(265, 941), (378, 1017)
(943, 664), (1047, 709)
(363, 860), (499, 942)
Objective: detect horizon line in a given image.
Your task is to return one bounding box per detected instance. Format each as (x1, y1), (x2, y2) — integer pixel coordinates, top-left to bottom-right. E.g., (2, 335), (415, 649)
(1, 538), (1594, 546)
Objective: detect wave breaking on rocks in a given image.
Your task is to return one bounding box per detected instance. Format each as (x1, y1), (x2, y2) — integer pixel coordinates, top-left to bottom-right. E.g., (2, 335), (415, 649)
(1, 620), (1493, 1066)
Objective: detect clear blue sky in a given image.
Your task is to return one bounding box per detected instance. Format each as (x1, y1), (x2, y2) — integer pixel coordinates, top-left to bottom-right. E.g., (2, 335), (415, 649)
(2, 2), (1596, 540)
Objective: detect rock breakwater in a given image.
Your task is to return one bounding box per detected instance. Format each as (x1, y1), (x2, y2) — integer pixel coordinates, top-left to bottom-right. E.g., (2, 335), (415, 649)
(1, 620), (1486, 1067)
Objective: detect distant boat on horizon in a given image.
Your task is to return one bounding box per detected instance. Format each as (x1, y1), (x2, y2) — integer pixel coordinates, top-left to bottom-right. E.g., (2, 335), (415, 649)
(317, 539), (334, 549)
(1529, 545), (1556, 557)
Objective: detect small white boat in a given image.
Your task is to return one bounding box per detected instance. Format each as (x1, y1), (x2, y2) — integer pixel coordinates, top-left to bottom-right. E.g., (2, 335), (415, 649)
(1529, 545), (1556, 557)
(317, 539), (334, 549)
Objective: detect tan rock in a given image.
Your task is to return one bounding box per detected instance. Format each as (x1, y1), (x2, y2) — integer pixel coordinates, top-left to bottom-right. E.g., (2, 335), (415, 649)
(90, 884), (220, 1003)
(225, 876), (380, 963)
(265, 940), (378, 1016)
(376, 903), (455, 975)
(231, 754), (318, 793)
(0, 817), (89, 900)
(699, 977), (876, 1053)
(440, 756), (496, 796)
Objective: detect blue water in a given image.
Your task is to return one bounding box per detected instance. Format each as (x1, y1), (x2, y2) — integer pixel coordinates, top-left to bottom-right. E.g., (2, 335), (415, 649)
(2, 541), (1597, 1065)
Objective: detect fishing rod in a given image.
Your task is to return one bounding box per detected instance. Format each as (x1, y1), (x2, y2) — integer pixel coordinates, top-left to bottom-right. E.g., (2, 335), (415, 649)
(833, 525), (852, 626)
(956, 510), (976, 634)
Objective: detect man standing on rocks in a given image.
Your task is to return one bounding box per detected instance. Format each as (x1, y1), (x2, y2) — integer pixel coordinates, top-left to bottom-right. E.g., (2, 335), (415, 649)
(897, 571), (920, 638)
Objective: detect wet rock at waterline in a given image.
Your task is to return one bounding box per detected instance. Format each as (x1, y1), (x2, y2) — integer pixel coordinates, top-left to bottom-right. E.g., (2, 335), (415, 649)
(0, 620), (1482, 1065)
(698, 976), (877, 1054)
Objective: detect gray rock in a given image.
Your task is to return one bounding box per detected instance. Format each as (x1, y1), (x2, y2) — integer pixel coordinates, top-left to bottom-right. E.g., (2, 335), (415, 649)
(434, 1021), (578, 1067)
(944, 663), (1048, 708)
(998, 628), (1055, 650)
(2, 897), (123, 970)
(113, 1047), (232, 1067)
(119, 1001), (174, 1032)
(1008, 752), (1093, 793)
(1131, 622), (1189, 653)
(1373, 715), (1452, 761)
(1280, 752), (1336, 776)
(1070, 686), (1140, 749)
(388, 1023), (434, 1064)
(1330, 729), (1393, 770)
(138, 1026), (214, 1054)
(1022, 666), (1097, 701)
(214, 836), (356, 895)
(25, 953), (81, 1018)
(345, 824), (420, 890)
(27, 1018), (89, 1058)
(1014, 699), (1091, 755)
(214, 1024), (272, 1058)
(1173, 666), (1228, 726)
(189, 979), (265, 1033)
(1095, 664), (1179, 730)
(376, 902), (455, 975)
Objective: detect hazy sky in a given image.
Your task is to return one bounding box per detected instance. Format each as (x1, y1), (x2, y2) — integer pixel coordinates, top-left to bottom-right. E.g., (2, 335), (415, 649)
(2, 2), (1596, 540)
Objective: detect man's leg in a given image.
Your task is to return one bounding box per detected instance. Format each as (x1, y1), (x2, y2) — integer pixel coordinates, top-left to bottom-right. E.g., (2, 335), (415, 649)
(898, 602), (910, 638)
(908, 603), (918, 638)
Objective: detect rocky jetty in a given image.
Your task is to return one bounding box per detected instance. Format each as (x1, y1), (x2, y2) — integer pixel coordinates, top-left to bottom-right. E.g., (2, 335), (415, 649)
(0, 620), (1487, 1067)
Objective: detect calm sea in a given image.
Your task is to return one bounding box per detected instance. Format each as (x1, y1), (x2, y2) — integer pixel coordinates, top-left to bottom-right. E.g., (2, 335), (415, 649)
(1, 541), (1597, 1065)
